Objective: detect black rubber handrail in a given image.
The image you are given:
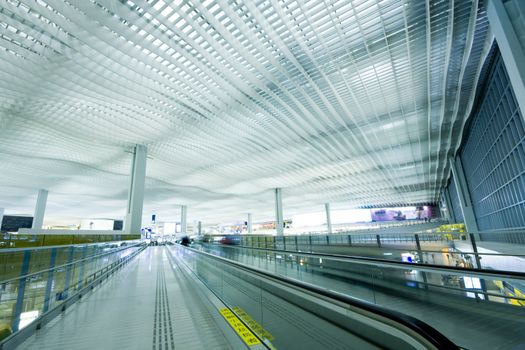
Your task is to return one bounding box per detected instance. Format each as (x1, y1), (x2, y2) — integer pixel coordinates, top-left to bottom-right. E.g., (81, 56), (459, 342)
(179, 244), (460, 350)
(205, 244), (525, 304)
(206, 242), (525, 280)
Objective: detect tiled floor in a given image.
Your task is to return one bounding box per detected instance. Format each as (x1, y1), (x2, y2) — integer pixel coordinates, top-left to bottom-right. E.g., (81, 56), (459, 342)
(18, 247), (239, 350)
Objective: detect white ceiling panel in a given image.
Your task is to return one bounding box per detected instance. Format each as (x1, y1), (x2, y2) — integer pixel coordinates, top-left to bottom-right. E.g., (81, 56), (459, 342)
(0, 0), (492, 224)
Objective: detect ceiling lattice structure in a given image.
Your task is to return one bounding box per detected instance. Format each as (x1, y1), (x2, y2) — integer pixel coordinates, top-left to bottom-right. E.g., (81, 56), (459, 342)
(0, 0), (493, 224)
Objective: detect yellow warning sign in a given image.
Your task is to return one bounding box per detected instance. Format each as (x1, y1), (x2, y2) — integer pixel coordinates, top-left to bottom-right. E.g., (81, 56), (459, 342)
(232, 306), (275, 341)
(220, 308), (261, 346)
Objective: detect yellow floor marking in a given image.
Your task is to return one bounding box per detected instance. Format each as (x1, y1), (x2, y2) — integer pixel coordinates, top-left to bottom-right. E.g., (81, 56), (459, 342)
(232, 306), (275, 341)
(220, 308), (261, 346)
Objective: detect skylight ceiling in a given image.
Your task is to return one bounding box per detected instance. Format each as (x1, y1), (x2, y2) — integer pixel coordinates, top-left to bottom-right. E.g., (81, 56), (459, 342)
(0, 0), (492, 224)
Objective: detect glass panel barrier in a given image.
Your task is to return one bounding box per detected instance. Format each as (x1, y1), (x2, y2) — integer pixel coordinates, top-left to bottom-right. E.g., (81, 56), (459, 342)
(0, 241), (143, 339)
(171, 245), (457, 350)
(0, 234), (141, 249)
(212, 233), (525, 272)
(196, 243), (525, 350)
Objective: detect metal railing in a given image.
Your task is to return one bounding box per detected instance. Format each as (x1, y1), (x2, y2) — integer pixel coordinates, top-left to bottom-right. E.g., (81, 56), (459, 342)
(0, 241), (145, 346)
(207, 230), (525, 273)
(0, 232), (140, 249)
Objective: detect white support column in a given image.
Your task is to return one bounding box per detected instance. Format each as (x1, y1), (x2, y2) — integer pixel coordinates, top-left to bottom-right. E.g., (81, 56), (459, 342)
(124, 145), (147, 235)
(274, 188), (284, 236)
(325, 203), (332, 234)
(0, 208), (4, 230)
(487, 0), (525, 119)
(247, 213), (253, 234)
(450, 157), (479, 233)
(180, 205), (187, 234)
(32, 189), (48, 230)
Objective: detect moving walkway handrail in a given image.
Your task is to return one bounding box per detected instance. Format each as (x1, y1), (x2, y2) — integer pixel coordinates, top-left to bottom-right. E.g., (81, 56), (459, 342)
(207, 243), (525, 281)
(180, 244), (460, 350)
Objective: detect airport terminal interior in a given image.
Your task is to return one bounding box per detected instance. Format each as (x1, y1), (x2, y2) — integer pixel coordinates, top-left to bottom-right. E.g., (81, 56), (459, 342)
(0, 0), (524, 349)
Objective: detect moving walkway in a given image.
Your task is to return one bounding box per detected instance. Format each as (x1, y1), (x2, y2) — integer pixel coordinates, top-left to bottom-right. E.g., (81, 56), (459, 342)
(198, 242), (525, 350)
(0, 243), (461, 349)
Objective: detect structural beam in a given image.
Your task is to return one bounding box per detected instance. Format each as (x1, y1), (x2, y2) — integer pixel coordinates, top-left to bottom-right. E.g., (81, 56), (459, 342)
(32, 189), (48, 230)
(180, 205), (187, 234)
(247, 213), (253, 234)
(443, 189), (456, 223)
(124, 145), (147, 235)
(450, 157), (479, 232)
(0, 208), (4, 231)
(275, 188), (284, 236)
(486, 0), (525, 119)
(325, 203), (332, 234)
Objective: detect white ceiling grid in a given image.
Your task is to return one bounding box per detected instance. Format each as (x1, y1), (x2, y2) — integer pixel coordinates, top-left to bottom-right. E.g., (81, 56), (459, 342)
(0, 0), (492, 224)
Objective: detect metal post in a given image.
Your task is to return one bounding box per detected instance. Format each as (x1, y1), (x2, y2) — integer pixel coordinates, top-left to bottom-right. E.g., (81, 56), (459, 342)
(415, 234), (429, 289)
(198, 221), (202, 235)
(43, 248), (58, 312)
(295, 235), (298, 251)
(32, 189), (48, 230)
(124, 145), (148, 234)
(275, 188), (284, 236)
(348, 235), (352, 246)
(469, 233), (483, 269)
(376, 234), (381, 248)
(325, 203), (332, 234)
(486, 0), (525, 121)
(12, 250), (31, 332)
(450, 157), (479, 233)
(469, 233), (488, 298)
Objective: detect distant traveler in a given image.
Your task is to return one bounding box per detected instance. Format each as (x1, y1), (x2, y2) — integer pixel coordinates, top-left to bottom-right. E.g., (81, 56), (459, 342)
(181, 236), (191, 246)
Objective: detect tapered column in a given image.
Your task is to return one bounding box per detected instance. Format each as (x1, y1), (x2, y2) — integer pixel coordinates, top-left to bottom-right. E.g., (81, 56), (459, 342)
(32, 189), (48, 230)
(450, 157), (479, 232)
(275, 188), (284, 236)
(247, 213), (253, 233)
(124, 145), (147, 234)
(180, 205), (187, 234)
(325, 203), (332, 234)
